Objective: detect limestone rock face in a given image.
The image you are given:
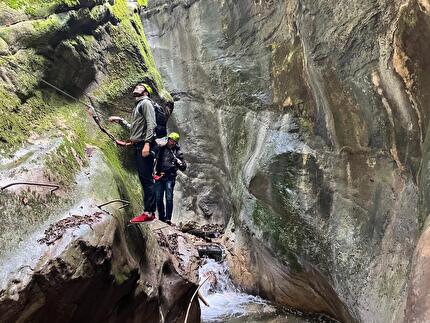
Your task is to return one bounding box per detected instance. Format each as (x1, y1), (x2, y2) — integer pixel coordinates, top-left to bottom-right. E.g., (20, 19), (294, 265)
(142, 0), (430, 322)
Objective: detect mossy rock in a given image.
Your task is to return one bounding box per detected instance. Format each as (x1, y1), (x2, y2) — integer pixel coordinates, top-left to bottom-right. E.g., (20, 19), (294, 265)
(0, 0), (80, 18)
(0, 37), (9, 55)
(0, 3), (28, 25)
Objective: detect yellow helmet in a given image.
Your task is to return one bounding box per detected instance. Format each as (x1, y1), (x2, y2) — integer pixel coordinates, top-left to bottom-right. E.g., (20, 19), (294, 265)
(142, 83), (153, 95)
(168, 132), (180, 142)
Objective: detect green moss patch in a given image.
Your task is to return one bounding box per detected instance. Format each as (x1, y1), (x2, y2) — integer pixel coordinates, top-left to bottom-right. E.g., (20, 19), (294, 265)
(1, 0), (79, 17)
(99, 141), (143, 216)
(95, 2), (169, 103)
(44, 108), (89, 185)
(0, 89), (53, 150)
(250, 153), (331, 274)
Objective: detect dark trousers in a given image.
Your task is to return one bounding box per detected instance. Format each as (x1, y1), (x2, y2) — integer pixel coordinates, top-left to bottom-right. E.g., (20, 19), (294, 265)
(135, 142), (156, 213)
(155, 177), (175, 222)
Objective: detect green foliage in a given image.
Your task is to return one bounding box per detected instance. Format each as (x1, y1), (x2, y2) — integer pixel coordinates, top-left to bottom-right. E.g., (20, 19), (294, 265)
(111, 0), (130, 21)
(1, 0), (79, 16)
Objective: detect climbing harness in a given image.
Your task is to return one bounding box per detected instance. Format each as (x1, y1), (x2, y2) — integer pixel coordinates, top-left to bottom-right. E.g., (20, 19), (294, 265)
(0, 55), (117, 143)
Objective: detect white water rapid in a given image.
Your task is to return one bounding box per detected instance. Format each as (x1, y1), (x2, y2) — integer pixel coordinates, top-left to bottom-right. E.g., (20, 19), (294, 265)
(198, 258), (308, 323)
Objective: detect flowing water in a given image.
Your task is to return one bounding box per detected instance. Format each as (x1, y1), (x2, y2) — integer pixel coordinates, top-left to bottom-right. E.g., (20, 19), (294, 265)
(198, 259), (308, 323)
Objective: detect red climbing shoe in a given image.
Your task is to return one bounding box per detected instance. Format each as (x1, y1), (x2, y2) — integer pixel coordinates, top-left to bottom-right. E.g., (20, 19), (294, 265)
(130, 212), (155, 223)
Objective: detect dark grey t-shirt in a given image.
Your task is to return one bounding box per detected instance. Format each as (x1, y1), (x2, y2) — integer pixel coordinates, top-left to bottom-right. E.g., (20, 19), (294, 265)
(118, 97), (156, 143)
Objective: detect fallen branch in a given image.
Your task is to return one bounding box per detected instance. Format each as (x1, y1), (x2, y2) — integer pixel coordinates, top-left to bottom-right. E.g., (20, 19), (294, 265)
(184, 277), (209, 323)
(198, 291), (210, 307)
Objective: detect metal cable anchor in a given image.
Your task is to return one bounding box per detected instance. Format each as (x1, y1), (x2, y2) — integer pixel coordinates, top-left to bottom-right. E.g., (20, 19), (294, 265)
(1, 182), (60, 194)
(97, 199), (130, 212)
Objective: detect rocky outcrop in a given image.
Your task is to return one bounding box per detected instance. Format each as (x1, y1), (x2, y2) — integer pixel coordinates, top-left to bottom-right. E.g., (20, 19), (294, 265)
(142, 0), (430, 322)
(223, 227), (353, 322)
(0, 147), (201, 323)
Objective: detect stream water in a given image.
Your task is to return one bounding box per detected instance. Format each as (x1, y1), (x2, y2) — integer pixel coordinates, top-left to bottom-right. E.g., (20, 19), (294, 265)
(198, 259), (308, 323)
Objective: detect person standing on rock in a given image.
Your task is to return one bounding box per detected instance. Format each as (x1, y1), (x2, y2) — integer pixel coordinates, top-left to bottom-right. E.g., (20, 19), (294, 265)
(109, 83), (157, 223)
(154, 132), (187, 225)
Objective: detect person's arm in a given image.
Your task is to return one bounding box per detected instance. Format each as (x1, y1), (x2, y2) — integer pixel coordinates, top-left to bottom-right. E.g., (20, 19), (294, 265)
(109, 116), (131, 131)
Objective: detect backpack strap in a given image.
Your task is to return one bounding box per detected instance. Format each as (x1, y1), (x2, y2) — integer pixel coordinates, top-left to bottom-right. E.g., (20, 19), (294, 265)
(136, 98), (151, 115)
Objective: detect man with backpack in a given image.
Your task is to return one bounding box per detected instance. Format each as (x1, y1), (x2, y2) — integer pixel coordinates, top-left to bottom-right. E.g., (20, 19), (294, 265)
(109, 83), (158, 223)
(154, 132), (186, 225)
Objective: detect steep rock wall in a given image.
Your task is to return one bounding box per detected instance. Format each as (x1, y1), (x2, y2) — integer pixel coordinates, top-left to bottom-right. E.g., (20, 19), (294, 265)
(142, 0), (430, 322)
(0, 0), (160, 264)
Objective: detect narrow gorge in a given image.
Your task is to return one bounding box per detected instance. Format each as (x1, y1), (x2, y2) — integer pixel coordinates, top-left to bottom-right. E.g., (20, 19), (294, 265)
(1, 0), (430, 322)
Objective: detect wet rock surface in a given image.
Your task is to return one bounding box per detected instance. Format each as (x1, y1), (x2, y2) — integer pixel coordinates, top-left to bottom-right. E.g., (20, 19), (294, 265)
(180, 222), (225, 241)
(143, 0), (430, 322)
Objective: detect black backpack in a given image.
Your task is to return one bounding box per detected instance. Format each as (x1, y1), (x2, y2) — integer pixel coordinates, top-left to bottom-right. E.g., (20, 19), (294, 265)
(153, 102), (168, 138)
(137, 99), (170, 138)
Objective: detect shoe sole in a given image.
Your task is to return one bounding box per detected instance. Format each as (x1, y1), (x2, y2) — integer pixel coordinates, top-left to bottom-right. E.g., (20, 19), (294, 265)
(128, 218), (156, 225)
